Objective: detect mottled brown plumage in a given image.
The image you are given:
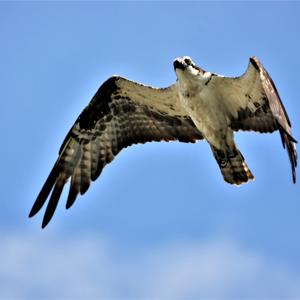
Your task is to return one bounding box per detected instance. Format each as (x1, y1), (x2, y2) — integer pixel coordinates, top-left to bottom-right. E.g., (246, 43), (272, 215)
(224, 57), (297, 183)
(29, 76), (203, 228)
(30, 56), (297, 228)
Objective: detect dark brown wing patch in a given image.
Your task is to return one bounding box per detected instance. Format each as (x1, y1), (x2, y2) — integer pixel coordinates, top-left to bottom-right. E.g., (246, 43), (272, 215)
(230, 99), (278, 133)
(251, 57), (297, 183)
(30, 77), (202, 227)
(230, 57), (297, 183)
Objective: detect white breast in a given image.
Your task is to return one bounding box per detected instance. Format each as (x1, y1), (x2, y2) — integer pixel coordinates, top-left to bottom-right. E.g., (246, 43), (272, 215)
(178, 82), (229, 146)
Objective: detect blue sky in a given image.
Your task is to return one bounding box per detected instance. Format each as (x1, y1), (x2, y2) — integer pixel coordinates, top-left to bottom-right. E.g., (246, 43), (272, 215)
(1, 2), (300, 298)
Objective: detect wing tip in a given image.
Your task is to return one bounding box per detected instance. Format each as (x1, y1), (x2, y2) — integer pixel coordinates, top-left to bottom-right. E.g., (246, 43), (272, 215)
(65, 187), (79, 210)
(280, 127), (298, 184)
(28, 209), (37, 219)
(41, 219), (49, 229)
(28, 164), (60, 219)
(249, 56), (260, 71)
(40, 178), (66, 228)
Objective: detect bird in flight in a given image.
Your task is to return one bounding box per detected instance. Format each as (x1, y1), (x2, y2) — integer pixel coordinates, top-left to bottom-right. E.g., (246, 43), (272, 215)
(30, 56), (297, 228)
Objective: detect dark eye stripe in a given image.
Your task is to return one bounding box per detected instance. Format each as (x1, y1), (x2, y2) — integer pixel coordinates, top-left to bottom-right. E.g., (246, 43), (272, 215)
(184, 58), (191, 65)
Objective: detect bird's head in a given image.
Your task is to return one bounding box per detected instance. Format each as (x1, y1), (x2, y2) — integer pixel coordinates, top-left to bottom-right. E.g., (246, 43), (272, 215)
(173, 56), (205, 77)
(173, 56), (211, 92)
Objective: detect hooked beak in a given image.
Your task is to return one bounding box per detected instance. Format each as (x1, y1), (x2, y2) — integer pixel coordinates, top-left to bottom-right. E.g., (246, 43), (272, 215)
(173, 60), (185, 71)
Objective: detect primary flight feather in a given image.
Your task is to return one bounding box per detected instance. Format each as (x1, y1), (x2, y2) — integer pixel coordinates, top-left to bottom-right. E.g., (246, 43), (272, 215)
(30, 56), (297, 228)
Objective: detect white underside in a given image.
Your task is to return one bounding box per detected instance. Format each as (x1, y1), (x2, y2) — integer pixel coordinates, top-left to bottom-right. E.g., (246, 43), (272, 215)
(175, 61), (265, 149)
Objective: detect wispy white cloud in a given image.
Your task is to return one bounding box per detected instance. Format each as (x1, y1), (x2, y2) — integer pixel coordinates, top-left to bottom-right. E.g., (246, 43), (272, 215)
(144, 239), (300, 299)
(0, 232), (300, 299)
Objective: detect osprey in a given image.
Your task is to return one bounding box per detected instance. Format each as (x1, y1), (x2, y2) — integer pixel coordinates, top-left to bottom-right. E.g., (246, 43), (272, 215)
(30, 56), (297, 228)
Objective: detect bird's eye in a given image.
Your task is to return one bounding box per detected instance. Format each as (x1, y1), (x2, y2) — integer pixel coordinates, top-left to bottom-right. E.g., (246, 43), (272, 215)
(184, 58), (192, 65)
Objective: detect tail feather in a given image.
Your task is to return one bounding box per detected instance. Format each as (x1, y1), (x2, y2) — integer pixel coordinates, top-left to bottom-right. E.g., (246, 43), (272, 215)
(212, 146), (254, 185)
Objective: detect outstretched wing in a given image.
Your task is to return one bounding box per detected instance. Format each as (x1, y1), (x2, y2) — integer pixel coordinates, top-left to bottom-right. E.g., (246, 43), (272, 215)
(213, 56), (297, 182)
(30, 76), (203, 228)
